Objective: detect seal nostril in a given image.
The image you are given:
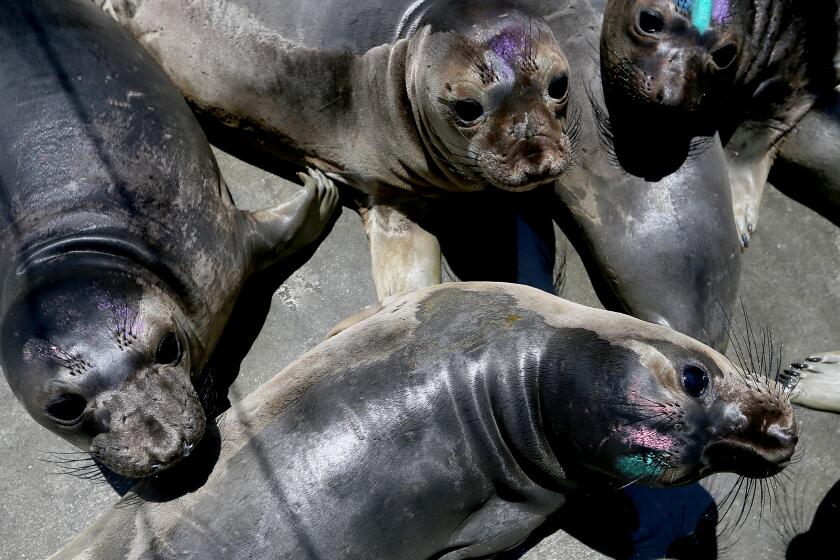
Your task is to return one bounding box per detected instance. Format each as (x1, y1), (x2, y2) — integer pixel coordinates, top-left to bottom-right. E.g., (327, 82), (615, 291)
(711, 43), (738, 69)
(767, 424), (798, 448)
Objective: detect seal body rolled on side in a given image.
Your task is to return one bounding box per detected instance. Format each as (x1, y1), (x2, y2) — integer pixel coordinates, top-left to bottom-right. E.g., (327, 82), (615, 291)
(0, 0), (337, 479)
(51, 283), (797, 560)
(97, 0), (578, 299)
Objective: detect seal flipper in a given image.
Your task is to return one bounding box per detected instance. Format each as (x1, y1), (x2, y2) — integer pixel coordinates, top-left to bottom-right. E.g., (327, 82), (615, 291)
(770, 89), (840, 220)
(725, 90), (818, 248)
(782, 352), (840, 414)
(724, 124), (776, 249)
(242, 168), (339, 272)
(438, 495), (548, 559)
(361, 197), (441, 300)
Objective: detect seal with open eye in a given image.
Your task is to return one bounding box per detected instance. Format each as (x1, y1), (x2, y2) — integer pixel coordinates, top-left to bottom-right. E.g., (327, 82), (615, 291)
(95, 0), (578, 299)
(49, 283), (797, 560)
(599, 0), (838, 244)
(0, 0), (338, 479)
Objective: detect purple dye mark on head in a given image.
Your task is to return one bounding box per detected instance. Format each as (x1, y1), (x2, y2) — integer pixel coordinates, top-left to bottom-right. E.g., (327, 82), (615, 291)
(712, 0), (730, 23)
(94, 294), (145, 337)
(620, 426), (678, 452)
(488, 25), (528, 70)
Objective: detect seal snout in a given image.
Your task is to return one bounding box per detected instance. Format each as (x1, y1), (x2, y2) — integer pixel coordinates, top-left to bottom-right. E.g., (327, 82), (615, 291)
(89, 368), (206, 478)
(704, 390), (798, 478)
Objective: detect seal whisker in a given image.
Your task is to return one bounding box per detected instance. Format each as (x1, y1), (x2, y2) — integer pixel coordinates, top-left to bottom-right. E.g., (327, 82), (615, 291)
(585, 81), (620, 168)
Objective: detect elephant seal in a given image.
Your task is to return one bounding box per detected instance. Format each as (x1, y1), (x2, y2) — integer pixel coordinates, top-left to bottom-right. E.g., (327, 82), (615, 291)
(541, 0), (742, 350)
(599, 0), (839, 243)
(49, 283), (797, 559)
(96, 0), (744, 353)
(96, 0), (578, 299)
(0, 0), (337, 478)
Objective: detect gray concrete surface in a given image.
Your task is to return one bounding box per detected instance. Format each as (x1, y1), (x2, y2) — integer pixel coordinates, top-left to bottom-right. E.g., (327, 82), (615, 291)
(1, 148), (838, 559)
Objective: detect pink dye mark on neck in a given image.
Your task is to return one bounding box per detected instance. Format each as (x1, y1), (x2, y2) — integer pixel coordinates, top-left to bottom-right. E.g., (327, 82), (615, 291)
(620, 426), (677, 452)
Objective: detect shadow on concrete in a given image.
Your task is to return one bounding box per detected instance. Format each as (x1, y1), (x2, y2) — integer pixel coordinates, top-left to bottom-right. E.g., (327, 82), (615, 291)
(500, 483), (719, 560)
(786, 478), (840, 559)
(432, 187), (558, 294)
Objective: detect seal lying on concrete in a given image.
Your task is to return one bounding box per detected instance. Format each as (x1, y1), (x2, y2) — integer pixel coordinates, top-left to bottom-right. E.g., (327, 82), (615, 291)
(599, 0), (839, 245)
(50, 283), (797, 559)
(96, 0), (578, 299)
(97, 0), (744, 353)
(0, 0), (337, 478)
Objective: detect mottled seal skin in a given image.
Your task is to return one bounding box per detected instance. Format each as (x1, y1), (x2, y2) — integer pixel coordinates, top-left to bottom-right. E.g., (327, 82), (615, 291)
(96, 0), (578, 299)
(49, 283), (796, 560)
(0, 0), (337, 478)
(600, 0), (839, 243)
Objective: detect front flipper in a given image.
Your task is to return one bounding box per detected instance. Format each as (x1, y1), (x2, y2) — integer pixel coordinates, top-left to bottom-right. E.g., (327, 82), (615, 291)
(438, 495), (549, 559)
(243, 168), (339, 272)
(360, 197), (441, 300)
(724, 95), (817, 248)
(782, 353), (840, 414)
(726, 126), (774, 249)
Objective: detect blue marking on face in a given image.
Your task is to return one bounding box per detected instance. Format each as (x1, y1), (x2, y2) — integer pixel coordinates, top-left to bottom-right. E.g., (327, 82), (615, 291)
(673, 0), (724, 33)
(691, 0), (713, 33)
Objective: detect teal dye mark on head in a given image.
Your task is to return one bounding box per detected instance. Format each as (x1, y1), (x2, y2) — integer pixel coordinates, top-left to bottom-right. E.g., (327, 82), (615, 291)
(617, 453), (664, 480)
(691, 0), (713, 33)
(673, 0), (716, 33)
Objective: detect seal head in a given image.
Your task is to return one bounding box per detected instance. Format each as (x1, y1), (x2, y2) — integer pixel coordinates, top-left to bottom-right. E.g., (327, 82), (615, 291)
(601, 0), (743, 117)
(597, 0), (746, 177)
(1, 260), (204, 478)
(540, 329), (797, 487)
(409, 10), (575, 192)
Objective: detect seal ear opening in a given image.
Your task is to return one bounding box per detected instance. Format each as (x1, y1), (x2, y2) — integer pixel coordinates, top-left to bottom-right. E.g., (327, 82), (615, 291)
(45, 394), (87, 425)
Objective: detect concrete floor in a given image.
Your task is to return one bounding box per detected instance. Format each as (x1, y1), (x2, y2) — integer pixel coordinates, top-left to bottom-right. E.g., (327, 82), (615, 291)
(1, 148), (838, 559)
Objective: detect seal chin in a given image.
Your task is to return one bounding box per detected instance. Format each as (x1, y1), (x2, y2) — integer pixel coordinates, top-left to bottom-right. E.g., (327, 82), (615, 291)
(702, 437), (796, 479)
(91, 412), (205, 478)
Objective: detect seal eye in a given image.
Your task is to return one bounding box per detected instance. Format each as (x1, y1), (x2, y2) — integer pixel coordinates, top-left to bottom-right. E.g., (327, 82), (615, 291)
(547, 75), (569, 101)
(682, 365), (709, 398)
(453, 99), (484, 123)
(45, 394), (87, 425)
(711, 43), (738, 69)
(156, 332), (182, 365)
(639, 10), (665, 34)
